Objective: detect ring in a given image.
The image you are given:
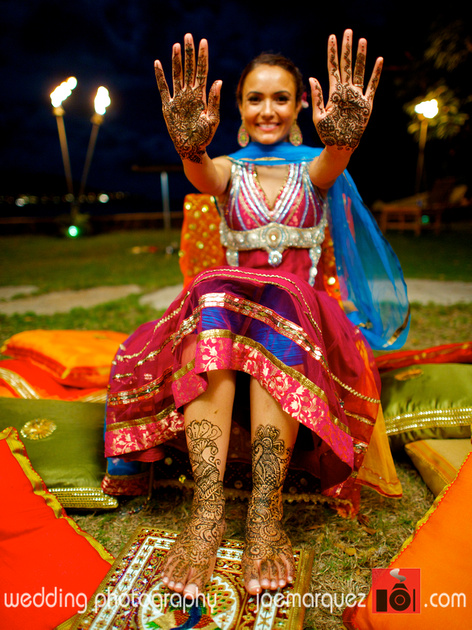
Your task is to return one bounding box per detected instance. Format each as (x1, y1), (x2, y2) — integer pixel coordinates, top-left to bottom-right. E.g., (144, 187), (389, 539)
(353, 83), (364, 88)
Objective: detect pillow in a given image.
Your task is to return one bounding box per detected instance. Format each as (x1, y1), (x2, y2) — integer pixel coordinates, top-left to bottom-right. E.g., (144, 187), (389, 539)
(343, 451), (472, 628)
(0, 427), (114, 630)
(2, 329), (128, 388)
(404, 438), (471, 496)
(0, 358), (106, 402)
(375, 341), (472, 373)
(380, 363), (472, 451)
(0, 397), (118, 510)
(179, 194), (225, 287)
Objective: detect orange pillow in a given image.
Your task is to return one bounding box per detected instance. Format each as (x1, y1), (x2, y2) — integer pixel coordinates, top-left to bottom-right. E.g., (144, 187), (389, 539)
(0, 427), (114, 629)
(2, 330), (127, 388)
(343, 451), (472, 628)
(179, 194), (225, 287)
(0, 359), (105, 401)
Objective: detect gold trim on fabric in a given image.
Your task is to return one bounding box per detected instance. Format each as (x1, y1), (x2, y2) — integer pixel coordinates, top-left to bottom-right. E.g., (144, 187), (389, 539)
(385, 407), (472, 435)
(191, 268), (325, 337)
(106, 403), (176, 432)
(1, 427), (116, 559)
(198, 328), (330, 403)
(330, 372), (380, 404)
(109, 367), (173, 403)
(384, 305), (411, 348)
(196, 329), (353, 436)
(345, 411), (376, 426)
(50, 487), (119, 511)
(0, 367), (41, 398)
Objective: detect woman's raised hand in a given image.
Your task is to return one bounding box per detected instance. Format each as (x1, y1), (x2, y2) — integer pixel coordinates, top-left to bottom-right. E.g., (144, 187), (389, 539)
(154, 34), (222, 163)
(310, 29), (383, 152)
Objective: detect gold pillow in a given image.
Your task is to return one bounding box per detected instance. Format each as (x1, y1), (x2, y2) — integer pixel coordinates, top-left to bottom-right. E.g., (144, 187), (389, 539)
(405, 438), (472, 496)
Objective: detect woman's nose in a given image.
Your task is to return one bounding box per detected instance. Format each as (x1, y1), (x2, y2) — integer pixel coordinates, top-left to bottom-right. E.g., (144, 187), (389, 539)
(261, 99), (274, 116)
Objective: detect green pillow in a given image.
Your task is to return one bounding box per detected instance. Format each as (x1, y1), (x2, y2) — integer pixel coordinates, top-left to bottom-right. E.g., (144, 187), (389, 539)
(381, 363), (472, 451)
(0, 397), (117, 510)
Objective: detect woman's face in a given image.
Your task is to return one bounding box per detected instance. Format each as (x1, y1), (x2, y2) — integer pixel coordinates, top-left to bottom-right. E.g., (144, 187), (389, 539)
(239, 64), (302, 145)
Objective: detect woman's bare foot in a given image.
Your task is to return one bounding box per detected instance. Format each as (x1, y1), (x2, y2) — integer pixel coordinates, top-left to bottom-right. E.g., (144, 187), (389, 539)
(242, 499), (295, 594)
(161, 498), (226, 597)
(242, 424), (296, 595)
(161, 418), (227, 598)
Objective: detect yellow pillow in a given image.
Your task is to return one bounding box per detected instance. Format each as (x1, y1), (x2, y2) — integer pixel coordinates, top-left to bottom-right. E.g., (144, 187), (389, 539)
(2, 329), (127, 388)
(404, 438), (472, 496)
(343, 452), (472, 628)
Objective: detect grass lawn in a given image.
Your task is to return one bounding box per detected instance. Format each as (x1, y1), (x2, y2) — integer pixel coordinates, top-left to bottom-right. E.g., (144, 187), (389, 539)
(0, 227), (471, 629)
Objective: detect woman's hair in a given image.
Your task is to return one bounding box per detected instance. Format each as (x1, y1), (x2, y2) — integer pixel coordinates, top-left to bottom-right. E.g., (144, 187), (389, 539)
(236, 53), (305, 105)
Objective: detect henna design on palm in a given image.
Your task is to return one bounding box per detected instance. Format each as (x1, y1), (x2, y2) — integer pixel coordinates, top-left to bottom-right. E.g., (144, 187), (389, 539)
(154, 35), (221, 163)
(310, 29), (383, 152)
(242, 424), (295, 590)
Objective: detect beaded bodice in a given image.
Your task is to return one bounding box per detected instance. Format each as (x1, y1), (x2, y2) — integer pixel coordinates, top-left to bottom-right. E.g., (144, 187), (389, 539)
(219, 160), (327, 285)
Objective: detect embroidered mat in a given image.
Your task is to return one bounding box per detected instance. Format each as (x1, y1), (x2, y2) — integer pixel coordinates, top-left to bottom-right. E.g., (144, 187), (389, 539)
(72, 527), (314, 630)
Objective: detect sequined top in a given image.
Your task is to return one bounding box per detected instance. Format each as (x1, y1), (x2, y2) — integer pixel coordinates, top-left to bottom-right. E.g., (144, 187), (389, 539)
(219, 160), (326, 284)
(222, 161), (324, 231)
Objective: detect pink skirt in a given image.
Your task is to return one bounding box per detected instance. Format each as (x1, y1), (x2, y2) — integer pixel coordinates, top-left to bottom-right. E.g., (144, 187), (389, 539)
(105, 265), (384, 498)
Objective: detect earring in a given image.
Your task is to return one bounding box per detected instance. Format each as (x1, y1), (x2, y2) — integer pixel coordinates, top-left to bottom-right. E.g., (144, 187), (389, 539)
(238, 123), (250, 147)
(289, 121), (303, 146)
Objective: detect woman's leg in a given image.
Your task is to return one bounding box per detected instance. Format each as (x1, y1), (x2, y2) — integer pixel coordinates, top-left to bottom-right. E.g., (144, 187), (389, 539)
(243, 377), (299, 595)
(160, 369), (236, 598)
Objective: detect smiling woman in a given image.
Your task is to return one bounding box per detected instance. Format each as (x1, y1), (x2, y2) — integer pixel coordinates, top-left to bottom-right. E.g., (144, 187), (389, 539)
(105, 31), (410, 600)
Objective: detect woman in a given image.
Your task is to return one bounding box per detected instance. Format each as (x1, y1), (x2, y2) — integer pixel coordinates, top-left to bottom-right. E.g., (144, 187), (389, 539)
(105, 31), (409, 599)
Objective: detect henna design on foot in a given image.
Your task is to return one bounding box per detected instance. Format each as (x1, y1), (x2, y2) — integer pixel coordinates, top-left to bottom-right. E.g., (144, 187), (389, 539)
(161, 419), (226, 596)
(242, 424), (295, 594)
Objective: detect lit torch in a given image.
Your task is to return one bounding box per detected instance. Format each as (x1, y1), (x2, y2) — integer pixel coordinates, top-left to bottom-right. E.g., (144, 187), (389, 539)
(50, 77), (77, 196)
(79, 86), (111, 198)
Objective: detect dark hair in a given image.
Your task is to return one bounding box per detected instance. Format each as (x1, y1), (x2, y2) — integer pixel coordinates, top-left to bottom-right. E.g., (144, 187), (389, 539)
(236, 53), (305, 105)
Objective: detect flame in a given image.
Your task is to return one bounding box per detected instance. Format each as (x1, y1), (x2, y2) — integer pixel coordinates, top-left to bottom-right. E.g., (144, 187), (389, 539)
(50, 77), (77, 107)
(414, 99), (439, 119)
(94, 86), (111, 115)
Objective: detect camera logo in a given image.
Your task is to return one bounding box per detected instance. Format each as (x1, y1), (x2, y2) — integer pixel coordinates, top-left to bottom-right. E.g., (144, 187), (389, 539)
(372, 568), (421, 614)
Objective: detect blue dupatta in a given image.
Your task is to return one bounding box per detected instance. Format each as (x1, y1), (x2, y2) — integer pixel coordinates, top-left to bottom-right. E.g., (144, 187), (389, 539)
(227, 142), (410, 350)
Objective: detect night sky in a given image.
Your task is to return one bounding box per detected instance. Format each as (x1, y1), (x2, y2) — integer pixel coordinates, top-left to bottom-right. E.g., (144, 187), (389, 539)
(0, 1), (463, 211)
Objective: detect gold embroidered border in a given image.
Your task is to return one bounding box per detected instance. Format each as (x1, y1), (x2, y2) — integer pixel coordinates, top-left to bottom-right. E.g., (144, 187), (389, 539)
(191, 268), (324, 337)
(194, 329), (353, 436)
(0, 367), (41, 398)
(109, 367), (173, 403)
(385, 407), (472, 435)
(106, 403), (176, 432)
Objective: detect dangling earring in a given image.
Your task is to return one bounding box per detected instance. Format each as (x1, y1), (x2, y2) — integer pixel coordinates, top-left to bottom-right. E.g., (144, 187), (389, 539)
(289, 121), (303, 146)
(238, 123), (250, 147)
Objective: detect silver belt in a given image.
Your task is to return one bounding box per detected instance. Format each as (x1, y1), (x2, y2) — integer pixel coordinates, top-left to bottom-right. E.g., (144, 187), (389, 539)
(219, 215), (327, 285)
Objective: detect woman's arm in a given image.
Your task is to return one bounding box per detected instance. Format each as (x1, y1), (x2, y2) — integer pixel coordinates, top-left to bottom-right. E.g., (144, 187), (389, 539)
(154, 34), (231, 195)
(308, 29), (383, 193)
